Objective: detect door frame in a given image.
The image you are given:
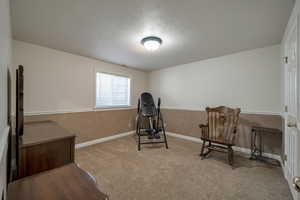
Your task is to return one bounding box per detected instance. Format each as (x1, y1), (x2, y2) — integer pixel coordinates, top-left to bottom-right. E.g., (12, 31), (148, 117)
(283, 13), (300, 200)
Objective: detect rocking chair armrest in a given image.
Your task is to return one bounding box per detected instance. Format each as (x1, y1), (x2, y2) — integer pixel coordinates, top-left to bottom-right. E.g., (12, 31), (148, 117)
(233, 127), (238, 133)
(199, 124), (208, 129)
(199, 124), (209, 138)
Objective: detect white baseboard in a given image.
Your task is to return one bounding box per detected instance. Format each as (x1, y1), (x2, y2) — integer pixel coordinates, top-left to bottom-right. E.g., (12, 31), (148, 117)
(233, 146), (281, 161)
(166, 132), (203, 143)
(166, 132), (281, 161)
(75, 130), (135, 149)
(75, 130), (281, 162)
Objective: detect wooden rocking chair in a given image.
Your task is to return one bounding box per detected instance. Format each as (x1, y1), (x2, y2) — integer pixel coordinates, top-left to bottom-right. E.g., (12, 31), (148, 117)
(199, 106), (241, 166)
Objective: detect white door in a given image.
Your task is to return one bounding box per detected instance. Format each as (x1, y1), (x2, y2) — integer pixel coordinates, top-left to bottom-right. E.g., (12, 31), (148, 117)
(284, 15), (300, 200)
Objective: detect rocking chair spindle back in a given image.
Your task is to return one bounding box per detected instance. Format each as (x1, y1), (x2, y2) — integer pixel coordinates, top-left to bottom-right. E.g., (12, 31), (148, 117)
(199, 106), (241, 166)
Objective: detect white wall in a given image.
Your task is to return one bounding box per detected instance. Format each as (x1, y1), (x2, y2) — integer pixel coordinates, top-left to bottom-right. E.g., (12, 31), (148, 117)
(0, 0), (11, 198)
(12, 40), (148, 115)
(12, 40), (282, 115)
(149, 45), (281, 114)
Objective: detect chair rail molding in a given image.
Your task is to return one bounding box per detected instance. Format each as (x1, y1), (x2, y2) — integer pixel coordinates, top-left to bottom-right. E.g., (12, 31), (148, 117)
(23, 106), (138, 116)
(161, 107), (282, 116)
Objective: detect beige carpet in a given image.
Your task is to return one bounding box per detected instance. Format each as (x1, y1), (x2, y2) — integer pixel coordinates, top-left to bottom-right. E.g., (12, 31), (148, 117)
(75, 135), (292, 200)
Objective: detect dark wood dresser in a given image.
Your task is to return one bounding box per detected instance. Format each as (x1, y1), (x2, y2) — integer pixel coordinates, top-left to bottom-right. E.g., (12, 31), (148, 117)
(19, 120), (76, 178)
(8, 164), (109, 200)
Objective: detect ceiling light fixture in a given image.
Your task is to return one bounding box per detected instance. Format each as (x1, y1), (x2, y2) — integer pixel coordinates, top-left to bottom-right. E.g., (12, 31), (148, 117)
(141, 36), (162, 51)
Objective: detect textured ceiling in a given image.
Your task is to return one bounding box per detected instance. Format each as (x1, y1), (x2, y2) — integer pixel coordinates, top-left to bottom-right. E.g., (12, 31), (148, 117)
(11, 0), (294, 71)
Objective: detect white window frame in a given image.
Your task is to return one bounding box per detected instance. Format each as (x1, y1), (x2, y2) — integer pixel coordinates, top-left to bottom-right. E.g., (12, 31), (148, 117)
(94, 71), (132, 109)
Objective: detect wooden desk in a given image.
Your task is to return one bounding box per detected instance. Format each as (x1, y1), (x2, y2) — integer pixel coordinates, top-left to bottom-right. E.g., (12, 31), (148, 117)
(19, 121), (76, 178)
(8, 164), (109, 200)
(250, 126), (281, 165)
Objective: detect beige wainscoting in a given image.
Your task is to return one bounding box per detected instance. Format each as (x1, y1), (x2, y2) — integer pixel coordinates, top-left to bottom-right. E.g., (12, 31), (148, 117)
(25, 109), (137, 144)
(161, 109), (283, 155)
(25, 108), (283, 155)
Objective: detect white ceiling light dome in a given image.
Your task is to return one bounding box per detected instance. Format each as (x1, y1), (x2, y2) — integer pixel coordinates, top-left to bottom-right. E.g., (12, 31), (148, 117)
(141, 36), (162, 51)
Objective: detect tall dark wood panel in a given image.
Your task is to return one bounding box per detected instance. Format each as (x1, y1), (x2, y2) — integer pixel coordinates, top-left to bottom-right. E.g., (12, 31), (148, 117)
(14, 65), (24, 179)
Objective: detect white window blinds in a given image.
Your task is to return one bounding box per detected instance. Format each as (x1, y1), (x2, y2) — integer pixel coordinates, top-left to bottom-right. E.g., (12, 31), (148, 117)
(96, 72), (131, 107)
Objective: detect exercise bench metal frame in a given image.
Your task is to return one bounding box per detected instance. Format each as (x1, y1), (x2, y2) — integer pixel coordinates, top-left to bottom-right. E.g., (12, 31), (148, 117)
(135, 93), (168, 151)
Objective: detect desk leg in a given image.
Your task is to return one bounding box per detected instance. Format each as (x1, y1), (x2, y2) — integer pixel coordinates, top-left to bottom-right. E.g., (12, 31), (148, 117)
(250, 130), (253, 159)
(250, 130), (255, 160)
(259, 131), (263, 158)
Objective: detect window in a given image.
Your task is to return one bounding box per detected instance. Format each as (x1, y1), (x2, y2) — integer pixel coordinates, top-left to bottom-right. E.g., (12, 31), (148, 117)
(96, 72), (131, 108)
